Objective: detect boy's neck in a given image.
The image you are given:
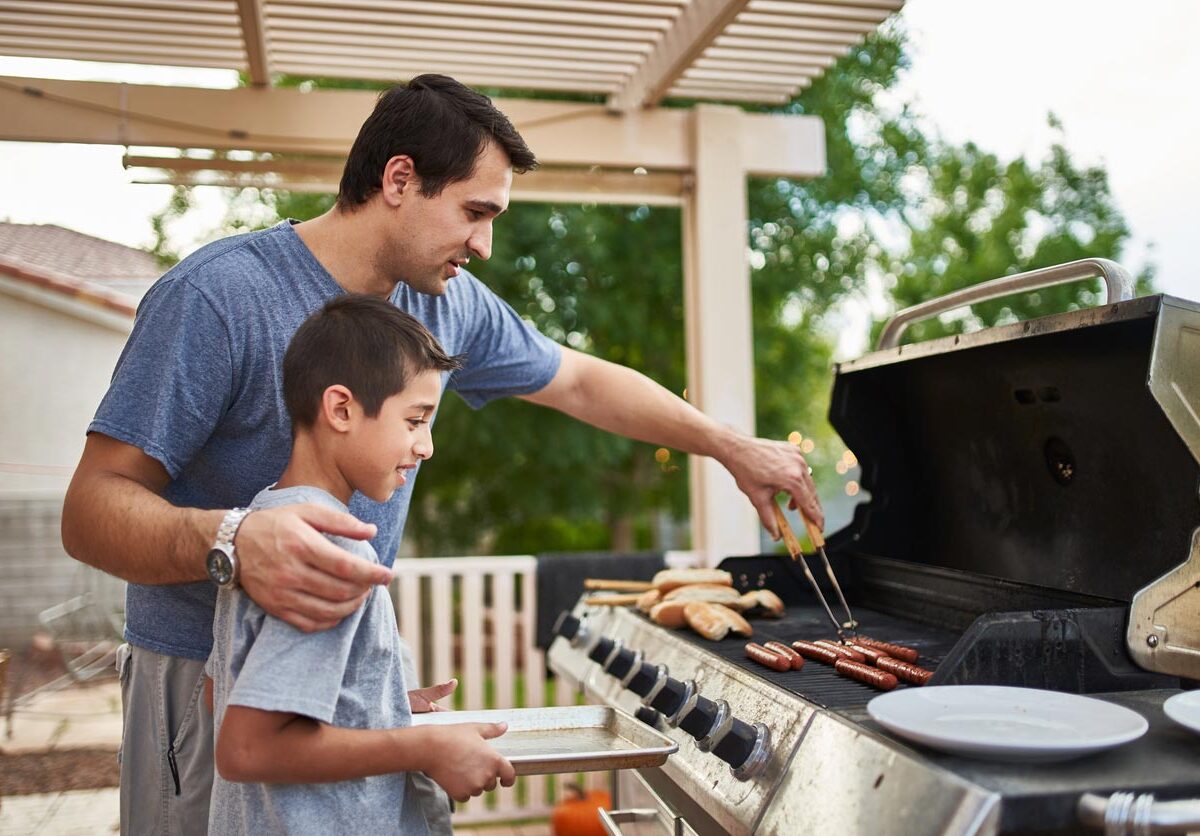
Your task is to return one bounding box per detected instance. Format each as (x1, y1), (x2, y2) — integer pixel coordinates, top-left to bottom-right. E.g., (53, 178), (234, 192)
(275, 431), (354, 506)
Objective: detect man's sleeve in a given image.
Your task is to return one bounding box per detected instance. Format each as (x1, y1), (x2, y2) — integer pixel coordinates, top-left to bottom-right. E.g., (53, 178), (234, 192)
(449, 273), (562, 409)
(227, 602), (364, 723)
(88, 276), (234, 479)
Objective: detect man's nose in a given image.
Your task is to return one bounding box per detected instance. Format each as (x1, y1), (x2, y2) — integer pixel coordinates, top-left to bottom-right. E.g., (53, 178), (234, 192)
(467, 223), (493, 261)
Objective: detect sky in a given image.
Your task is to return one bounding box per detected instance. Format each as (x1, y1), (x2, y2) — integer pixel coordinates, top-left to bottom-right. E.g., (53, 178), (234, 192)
(1, 0), (1196, 310)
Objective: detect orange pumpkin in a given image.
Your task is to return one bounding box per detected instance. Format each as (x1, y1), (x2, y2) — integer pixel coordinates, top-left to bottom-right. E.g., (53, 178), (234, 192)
(551, 783), (612, 836)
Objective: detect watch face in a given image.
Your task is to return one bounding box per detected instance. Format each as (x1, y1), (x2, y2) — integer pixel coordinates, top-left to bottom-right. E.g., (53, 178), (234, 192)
(206, 548), (234, 586)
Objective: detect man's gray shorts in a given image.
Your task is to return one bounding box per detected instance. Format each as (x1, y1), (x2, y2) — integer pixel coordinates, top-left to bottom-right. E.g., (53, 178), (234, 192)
(117, 642), (453, 835)
(117, 644), (212, 836)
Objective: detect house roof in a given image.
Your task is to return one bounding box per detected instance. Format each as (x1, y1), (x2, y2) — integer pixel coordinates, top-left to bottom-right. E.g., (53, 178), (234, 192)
(0, 222), (160, 317)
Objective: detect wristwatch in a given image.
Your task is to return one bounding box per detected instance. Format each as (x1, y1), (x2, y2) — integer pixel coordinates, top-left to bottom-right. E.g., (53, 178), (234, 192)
(206, 508), (252, 587)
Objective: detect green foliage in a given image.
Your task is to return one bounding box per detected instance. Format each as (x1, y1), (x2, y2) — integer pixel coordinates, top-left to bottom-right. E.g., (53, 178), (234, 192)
(152, 19), (1150, 555)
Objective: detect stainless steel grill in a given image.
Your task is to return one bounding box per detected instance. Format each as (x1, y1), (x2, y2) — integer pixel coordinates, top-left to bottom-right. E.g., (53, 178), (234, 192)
(548, 263), (1200, 835)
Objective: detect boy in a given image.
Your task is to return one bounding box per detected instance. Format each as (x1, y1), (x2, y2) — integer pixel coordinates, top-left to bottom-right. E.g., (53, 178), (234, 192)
(206, 295), (516, 834)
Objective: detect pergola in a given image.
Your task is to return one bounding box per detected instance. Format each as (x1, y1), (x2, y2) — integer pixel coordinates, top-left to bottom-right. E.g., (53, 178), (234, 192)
(1, 0), (901, 563)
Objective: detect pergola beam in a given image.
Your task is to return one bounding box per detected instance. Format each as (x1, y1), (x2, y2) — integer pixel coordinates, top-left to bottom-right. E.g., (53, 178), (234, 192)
(607, 0), (747, 112)
(0, 76), (822, 177)
(235, 0), (270, 87)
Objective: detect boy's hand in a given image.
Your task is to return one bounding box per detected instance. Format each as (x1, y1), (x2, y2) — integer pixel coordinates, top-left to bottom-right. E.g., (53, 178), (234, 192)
(410, 679), (457, 713)
(422, 722), (516, 802)
(235, 503), (392, 632)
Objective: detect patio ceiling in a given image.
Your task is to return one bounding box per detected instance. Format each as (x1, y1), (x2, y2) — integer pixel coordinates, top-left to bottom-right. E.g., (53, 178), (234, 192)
(0, 0), (901, 111)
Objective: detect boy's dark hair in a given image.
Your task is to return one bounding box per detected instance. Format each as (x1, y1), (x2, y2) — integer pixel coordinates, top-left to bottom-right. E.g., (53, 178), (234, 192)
(336, 73), (537, 208)
(283, 294), (464, 429)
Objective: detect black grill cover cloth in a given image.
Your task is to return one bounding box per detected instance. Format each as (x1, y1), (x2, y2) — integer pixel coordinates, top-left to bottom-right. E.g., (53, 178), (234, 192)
(534, 551), (664, 650)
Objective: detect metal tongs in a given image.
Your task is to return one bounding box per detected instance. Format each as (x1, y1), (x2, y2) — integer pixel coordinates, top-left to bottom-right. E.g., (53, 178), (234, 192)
(772, 502), (859, 643)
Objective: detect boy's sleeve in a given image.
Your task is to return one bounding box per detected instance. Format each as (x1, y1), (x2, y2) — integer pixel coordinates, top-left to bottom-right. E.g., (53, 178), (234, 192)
(448, 272), (562, 409)
(88, 276), (235, 479)
(227, 599), (365, 723)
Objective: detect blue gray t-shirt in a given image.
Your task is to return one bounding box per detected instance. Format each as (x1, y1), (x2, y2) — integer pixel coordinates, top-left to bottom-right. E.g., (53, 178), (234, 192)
(90, 220), (561, 660)
(206, 485), (428, 836)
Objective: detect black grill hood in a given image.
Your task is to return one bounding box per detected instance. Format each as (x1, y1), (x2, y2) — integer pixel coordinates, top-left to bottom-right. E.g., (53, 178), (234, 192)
(828, 293), (1200, 603)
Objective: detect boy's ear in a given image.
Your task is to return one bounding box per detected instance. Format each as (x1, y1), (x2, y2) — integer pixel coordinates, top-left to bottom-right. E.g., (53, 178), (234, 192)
(320, 385), (356, 432)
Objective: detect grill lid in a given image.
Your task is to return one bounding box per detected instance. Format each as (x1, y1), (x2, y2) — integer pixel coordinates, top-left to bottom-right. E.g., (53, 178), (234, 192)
(830, 291), (1200, 606)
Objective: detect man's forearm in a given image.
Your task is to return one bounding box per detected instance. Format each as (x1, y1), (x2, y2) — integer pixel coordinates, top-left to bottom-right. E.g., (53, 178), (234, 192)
(522, 349), (743, 464)
(62, 465), (221, 585)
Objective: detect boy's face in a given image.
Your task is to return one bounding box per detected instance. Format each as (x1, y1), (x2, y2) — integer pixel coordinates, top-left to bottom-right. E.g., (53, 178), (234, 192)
(344, 369), (443, 503)
(385, 140), (512, 297)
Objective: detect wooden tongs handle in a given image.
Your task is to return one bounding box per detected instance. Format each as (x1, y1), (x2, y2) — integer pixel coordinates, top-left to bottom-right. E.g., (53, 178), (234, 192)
(774, 502), (825, 549)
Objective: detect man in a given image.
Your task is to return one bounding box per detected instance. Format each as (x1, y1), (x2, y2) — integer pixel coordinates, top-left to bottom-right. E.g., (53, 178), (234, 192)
(62, 74), (822, 835)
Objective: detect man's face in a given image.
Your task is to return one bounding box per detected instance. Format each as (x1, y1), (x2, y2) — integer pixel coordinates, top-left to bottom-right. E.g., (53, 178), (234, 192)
(387, 140), (512, 295)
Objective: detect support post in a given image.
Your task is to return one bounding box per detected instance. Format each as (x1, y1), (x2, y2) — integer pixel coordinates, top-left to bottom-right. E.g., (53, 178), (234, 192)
(682, 104), (761, 565)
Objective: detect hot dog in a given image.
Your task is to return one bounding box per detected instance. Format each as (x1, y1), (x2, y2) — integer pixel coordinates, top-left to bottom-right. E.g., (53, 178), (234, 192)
(790, 640), (841, 665)
(875, 656), (933, 685)
(846, 642), (888, 664)
(763, 641), (805, 671)
(834, 658), (899, 690)
(814, 639), (867, 663)
(745, 642), (791, 672)
(853, 636), (919, 663)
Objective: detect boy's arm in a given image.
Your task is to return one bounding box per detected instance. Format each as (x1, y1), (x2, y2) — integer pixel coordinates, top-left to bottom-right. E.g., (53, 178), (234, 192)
(216, 704), (516, 801)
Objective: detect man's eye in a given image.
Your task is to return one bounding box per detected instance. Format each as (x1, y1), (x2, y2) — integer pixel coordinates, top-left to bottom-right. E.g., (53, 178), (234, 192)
(468, 209), (484, 221)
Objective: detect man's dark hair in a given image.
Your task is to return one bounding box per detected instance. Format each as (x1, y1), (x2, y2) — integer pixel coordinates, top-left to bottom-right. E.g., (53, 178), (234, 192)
(336, 73), (538, 208)
(283, 294), (464, 429)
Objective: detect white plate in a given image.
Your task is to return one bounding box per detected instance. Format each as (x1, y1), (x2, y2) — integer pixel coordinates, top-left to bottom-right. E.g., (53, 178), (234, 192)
(1163, 690), (1200, 736)
(867, 685), (1148, 762)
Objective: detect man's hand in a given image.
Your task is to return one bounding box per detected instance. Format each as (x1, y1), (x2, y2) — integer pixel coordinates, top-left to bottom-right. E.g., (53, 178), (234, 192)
(236, 503), (391, 632)
(421, 722), (516, 802)
(721, 435), (824, 538)
(409, 679), (457, 713)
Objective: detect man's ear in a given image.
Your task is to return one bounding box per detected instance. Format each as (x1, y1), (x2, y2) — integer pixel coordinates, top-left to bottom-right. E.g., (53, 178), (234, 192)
(381, 155), (419, 207)
(320, 385), (356, 432)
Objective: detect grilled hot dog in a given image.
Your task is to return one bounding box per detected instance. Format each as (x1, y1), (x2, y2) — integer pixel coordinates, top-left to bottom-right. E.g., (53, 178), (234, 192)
(790, 640), (841, 665)
(854, 636), (919, 663)
(814, 639), (867, 663)
(745, 642), (791, 672)
(834, 658), (899, 690)
(876, 656), (933, 685)
(763, 641), (805, 671)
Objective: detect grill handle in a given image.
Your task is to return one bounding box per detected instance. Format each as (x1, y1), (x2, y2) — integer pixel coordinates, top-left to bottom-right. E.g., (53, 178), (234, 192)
(1078, 791), (1200, 834)
(876, 258), (1136, 350)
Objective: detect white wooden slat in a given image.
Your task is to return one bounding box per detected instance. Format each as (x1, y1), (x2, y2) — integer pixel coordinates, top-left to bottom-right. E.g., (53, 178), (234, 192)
(271, 63), (618, 94)
(0, 10), (240, 37)
(0, 35), (244, 61)
(271, 29), (642, 64)
(0, 1), (239, 26)
(1, 21), (242, 49)
(491, 570), (517, 812)
(0, 43), (243, 70)
(397, 573), (423, 688)
(732, 14), (879, 35)
(271, 43), (633, 77)
(461, 572), (485, 710)
(520, 566), (547, 809)
(718, 28), (865, 47)
(430, 571), (454, 690)
(749, 0), (901, 20)
(273, 0), (675, 31)
(270, 17), (654, 53)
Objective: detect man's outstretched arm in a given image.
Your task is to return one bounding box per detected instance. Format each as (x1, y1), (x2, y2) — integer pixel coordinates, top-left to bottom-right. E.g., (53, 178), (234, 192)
(519, 348), (823, 536)
(61, 433), (391, 632)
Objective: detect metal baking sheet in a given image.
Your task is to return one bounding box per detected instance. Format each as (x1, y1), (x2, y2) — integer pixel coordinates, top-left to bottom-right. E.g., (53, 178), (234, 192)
(411, 705), (678, 775)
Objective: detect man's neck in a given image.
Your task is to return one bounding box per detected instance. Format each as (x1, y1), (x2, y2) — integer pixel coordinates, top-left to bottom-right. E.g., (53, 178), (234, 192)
(294, 206), (395, 297)
(275, 432), (354, 506)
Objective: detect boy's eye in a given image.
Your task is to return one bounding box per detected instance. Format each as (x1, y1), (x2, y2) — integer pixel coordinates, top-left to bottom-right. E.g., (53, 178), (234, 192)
(407, 419), (425, 429)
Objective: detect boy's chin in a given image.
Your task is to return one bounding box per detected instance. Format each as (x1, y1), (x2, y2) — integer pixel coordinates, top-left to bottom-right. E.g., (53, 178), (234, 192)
(363, 487), (396, 503)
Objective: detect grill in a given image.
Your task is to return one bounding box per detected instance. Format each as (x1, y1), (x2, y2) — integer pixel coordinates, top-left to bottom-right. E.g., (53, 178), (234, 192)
(548, 262), (1200, 836)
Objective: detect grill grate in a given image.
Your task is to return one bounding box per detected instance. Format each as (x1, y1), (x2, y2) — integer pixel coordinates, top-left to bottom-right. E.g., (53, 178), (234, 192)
(663, 605), (960, 711)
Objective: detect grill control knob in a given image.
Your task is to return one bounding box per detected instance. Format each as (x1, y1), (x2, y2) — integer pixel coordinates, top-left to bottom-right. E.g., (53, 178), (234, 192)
(634, 705), (661, 728)
(605, 646), (637, 680)
(711, 717), (771, 781)
(677, 694), (725, 742)
(648, 676), (694, 724)
(626, 662), (663, 698)
(553, 611), (581, 640)
(587, 637), (616, 665)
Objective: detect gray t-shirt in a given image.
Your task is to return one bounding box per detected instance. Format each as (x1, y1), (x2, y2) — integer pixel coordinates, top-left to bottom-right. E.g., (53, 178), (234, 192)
(89, 220), (561, 660)
(206, 485), (429, 836)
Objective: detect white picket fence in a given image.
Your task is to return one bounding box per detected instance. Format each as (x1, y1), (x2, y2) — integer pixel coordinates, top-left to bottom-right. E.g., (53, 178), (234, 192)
(391, 555), (607, 825)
